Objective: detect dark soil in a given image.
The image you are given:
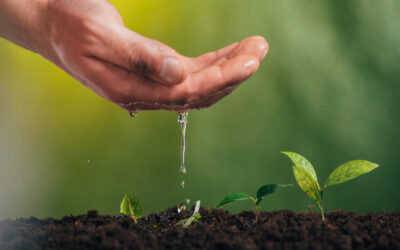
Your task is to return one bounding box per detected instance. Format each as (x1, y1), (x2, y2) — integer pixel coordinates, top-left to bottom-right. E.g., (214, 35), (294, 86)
(0, 208), (399, 250)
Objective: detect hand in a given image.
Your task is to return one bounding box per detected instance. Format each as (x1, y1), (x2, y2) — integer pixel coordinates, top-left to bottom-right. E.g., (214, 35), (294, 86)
(1, 0), (269, 111)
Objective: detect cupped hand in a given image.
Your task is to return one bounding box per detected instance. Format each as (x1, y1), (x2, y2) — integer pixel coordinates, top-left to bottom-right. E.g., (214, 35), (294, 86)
(43, 0), (269, 111)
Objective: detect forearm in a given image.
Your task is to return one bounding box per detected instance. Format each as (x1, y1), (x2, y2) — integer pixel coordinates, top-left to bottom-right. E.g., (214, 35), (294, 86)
(0, 0), (48, 55)
(0, 0), (268, 112)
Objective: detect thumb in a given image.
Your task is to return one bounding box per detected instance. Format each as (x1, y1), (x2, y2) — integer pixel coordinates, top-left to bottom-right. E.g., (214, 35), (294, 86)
(103, 27), (187, 85)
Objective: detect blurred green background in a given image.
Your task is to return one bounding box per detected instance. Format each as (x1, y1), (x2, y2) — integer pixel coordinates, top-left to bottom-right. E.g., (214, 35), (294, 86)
(1, 0), (399, 219)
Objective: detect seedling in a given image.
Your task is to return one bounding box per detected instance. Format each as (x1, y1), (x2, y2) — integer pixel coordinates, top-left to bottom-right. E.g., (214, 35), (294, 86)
(216, 184), (292, 221)
(120, 193), (143, 223)
(282, 151), (379, 221)
(177, 200), (201, 228)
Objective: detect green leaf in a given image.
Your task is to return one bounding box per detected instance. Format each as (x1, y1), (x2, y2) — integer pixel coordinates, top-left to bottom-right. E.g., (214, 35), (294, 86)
(325, 160), (379, 187)
(282, 152), (319, 187)
(255, 184), (292, 205)
(216, 193), (252, 207)
(292, 166), (320, 202)
(120, 193), (143, 219)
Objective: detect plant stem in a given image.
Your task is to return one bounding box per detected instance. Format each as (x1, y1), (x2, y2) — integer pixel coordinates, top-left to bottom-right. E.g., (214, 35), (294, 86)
(319, 204), (325, 221)
(255, 205), (260, 222)
(318, 190), (325, 221)
(128, 203), (137, 223)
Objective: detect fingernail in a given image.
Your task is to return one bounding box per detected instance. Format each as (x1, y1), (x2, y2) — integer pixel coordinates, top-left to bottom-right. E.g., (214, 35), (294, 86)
(159, 57), (184, 84)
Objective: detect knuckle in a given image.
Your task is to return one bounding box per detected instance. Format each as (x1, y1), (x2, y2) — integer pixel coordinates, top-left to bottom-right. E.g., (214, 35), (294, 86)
(80, 17), (101, 34)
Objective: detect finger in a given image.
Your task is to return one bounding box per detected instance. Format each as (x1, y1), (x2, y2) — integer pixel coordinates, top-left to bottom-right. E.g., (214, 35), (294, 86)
(184, 42), (239, 72)
(232, 36), (269, 61)
(183, 36), (268, 74)
(181, 54), (260, 104)
(93, 25), (188, 86)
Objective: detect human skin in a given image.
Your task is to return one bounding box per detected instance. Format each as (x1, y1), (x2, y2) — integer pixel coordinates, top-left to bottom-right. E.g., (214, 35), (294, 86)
(0, 0), (269, 111)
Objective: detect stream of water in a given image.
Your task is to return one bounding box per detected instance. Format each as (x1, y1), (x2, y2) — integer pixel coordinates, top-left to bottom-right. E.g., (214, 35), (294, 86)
(177, 112), (189, 212)
(128, 111), (190, 213)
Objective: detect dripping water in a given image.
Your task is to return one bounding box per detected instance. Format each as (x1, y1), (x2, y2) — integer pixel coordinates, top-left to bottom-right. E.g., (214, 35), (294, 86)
(177, 112), (189, 213)
(177, 112), (188, 174)
(128, 111), (190, 213)
(129, 112), (138, 118)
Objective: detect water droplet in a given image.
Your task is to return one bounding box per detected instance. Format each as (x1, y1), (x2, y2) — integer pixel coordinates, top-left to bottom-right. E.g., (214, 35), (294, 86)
(177, 204), (186, 213)
(129, 112), (138, 118)
(177, 112), (188, 124)
(179, 166), (187, 174)
(180, 181), (185, 188)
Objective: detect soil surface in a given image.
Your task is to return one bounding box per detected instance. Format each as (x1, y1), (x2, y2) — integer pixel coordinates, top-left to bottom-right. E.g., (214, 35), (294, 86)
(0, 208), (398, 250)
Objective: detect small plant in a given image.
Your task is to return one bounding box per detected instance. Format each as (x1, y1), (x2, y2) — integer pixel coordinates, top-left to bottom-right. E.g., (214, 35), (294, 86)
(177, 200), (202, 228)
(216, 184), (292, 221)
(282, 151), (379, 221)
(120, 193), (143, 223)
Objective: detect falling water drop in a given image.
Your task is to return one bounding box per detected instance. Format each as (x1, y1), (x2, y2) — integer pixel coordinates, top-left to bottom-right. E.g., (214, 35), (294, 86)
(129, 112), (138, 118)
(177, 204), (186, 213)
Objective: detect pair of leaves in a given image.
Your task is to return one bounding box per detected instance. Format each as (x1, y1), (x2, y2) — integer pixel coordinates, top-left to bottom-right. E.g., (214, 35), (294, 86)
(282, 152), (319, 189)
(283, 152), (379, 203)
(120, 193), (143, 223)
(216, 184), (291, 208)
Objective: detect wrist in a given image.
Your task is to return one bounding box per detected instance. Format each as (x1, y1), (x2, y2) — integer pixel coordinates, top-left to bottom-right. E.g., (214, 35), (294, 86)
(0, 0), (50, 55)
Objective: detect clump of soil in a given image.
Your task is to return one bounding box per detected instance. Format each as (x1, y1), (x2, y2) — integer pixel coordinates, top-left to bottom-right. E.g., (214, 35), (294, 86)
(0, 208), (398, 249)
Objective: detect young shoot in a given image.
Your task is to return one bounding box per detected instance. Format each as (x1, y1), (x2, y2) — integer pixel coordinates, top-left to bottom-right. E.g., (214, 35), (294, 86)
(216, 184), (292, 221)
(120, 193), (143, 223)
(177, 200), (201, 228)
(282, 151), (379, 221)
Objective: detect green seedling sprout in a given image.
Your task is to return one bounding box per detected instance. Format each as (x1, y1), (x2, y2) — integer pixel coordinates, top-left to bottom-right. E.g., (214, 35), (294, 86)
(120, 193), (143, 223)
(216, 184), (292, 221)
(177, 200), (201, 228)
(282, 151), (379, 221)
